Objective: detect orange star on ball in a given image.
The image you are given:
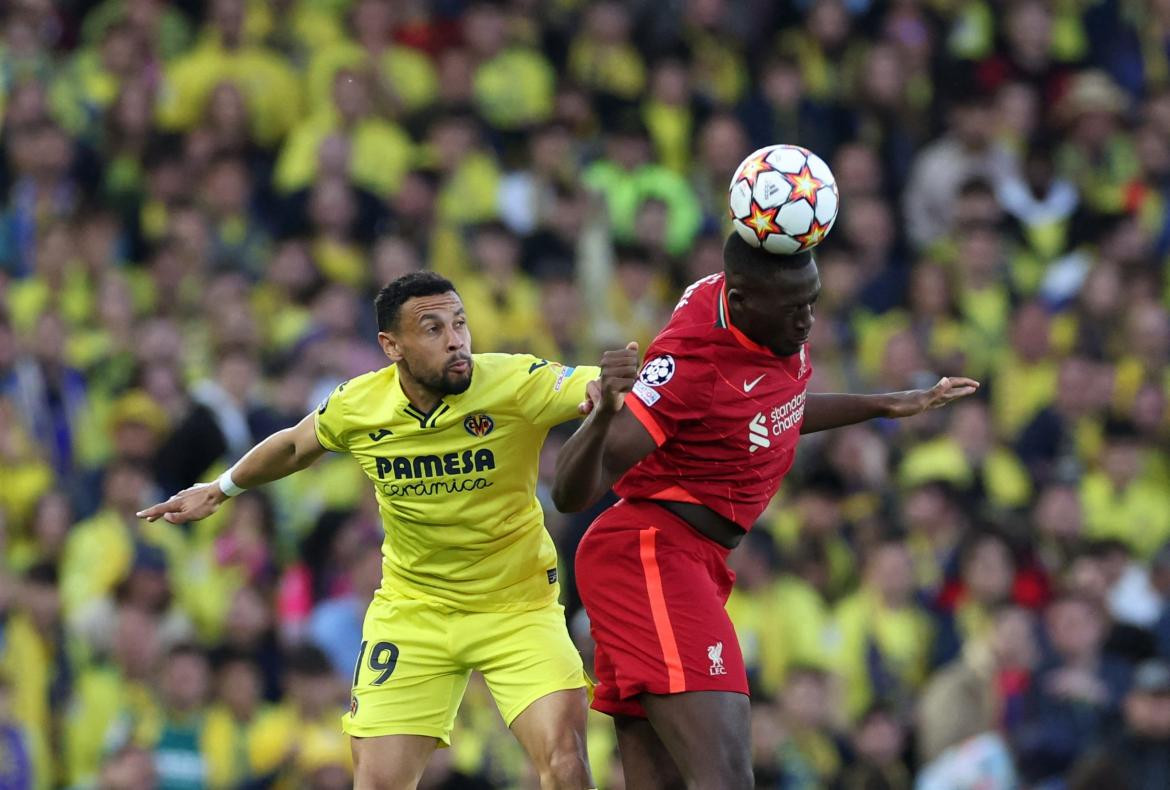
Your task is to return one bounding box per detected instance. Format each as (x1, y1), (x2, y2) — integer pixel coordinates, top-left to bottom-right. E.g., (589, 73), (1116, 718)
(744, 204), (780, 241)
(737, 152), (772, 186)
(783, 165), (823, 206)
(794, 219), (832, 249)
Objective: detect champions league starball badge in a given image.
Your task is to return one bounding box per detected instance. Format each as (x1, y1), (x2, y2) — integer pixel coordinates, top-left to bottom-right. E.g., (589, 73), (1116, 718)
(639, 356), (676, 387)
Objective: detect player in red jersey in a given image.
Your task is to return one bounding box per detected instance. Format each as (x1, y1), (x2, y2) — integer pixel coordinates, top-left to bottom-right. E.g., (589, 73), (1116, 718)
(555, 234), (979, 788)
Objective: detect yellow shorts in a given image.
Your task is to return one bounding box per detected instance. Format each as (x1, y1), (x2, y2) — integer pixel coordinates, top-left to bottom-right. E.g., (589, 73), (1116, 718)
(341, 590), (587, 744)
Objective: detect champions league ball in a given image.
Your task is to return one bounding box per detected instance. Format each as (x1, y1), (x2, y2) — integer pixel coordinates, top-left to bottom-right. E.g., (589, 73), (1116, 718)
(728, 144), (839, 255)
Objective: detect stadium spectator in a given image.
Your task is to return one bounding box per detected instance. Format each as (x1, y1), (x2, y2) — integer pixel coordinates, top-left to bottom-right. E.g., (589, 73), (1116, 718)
(1068, 658), (1170, 790)
(834, 535), (935, 719)
(918, 604), (1038, 768)
(839, 704), (911, 790)
(751, 666), (845, 788)
(150, 643), (213, 788)
(1015, 592), (1131, 783)
(306, 525), (381, 680)
(903, 91), (1014, 250)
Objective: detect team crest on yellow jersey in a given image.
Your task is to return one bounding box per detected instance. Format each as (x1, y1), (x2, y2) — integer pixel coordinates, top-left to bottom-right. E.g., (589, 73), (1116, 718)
(464, 414), (495, 437)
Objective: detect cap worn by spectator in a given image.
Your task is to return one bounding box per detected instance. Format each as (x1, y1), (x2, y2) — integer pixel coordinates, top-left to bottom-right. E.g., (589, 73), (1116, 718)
(107, 390), (170, 438)
(1057, 71), (1129, 126)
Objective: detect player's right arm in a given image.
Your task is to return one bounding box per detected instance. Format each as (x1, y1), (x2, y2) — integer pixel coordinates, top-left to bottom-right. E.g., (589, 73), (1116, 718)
(551, 343), (658, 512)
(137, 413), (328, 524)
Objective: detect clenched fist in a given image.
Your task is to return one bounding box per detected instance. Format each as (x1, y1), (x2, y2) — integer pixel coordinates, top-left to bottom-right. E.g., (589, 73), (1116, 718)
(578, 342), (640, 416)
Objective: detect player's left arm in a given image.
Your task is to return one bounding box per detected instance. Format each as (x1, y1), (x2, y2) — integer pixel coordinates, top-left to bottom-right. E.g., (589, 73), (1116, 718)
(800, 376), (980, 434)
(137, 412), (330, 523)
(551, 343), (657, 512)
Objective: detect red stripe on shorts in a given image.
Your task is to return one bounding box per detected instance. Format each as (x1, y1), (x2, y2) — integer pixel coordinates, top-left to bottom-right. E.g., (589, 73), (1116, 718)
(638, 527), (686, 693)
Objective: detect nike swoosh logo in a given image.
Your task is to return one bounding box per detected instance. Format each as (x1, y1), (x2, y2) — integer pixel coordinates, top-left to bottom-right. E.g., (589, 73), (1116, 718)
(743, 374), (766, 393)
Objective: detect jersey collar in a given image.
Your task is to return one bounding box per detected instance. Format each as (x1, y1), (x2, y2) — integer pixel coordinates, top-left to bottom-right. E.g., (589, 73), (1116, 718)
(402, 400), (450, 428)
(388, 364), (458, 429)
(717, 285), (775, 356)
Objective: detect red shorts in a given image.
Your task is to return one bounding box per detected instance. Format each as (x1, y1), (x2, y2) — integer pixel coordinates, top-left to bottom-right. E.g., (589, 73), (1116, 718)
(574, 499), (748, 718)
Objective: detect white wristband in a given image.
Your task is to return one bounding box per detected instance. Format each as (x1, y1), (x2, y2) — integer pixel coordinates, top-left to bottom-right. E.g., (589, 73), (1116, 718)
(217, 469), (246, 497)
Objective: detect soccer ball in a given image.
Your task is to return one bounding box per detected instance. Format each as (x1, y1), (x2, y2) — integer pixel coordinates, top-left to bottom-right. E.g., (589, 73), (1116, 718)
(728, 144), (839, 255)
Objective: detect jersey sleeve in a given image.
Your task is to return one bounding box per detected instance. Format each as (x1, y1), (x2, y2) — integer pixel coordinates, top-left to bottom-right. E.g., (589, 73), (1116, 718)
(623, 343), (714, 447)
(313, 381), (349, 453)
(513, 355), (602, 427)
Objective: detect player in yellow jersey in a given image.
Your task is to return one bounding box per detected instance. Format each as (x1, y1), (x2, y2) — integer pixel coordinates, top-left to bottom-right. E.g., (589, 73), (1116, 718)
(138, 272), (606, 789)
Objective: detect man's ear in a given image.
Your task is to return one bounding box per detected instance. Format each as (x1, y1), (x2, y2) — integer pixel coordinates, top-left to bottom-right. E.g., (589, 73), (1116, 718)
(726, 286), (746, 307)
(378, 331), (403, 362)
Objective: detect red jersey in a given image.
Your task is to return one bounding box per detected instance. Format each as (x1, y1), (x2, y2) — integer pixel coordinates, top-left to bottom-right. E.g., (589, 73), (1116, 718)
(616, 273), (812, 529)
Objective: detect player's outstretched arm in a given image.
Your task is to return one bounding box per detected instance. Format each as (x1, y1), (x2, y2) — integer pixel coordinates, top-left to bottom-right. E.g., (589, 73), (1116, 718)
(137, 412), (329, 524)
(552, 343), (657, 512)
(800, 376), (980, 435)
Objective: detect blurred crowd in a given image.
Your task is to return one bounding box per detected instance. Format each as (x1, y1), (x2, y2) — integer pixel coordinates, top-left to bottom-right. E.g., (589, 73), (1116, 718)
(1, 0), (1170, 787)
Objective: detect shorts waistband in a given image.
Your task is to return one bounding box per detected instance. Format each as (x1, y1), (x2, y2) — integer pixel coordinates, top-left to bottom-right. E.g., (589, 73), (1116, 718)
(609, 499), (733, 558)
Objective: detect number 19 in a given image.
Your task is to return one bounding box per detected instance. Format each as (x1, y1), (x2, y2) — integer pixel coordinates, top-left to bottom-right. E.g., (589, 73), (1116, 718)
(352, 640), (400, 687)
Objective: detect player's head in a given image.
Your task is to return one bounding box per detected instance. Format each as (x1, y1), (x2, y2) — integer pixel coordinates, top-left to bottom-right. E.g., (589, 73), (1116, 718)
(160, 643), (210, 715)
(722, 233), (820, 357)
(375, 271), (473, 395)
(284, 644), (338, 718)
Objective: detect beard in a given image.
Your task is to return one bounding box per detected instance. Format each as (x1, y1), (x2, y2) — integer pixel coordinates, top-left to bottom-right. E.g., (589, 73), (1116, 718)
(431, 368), (472, 395)
(400, 356), (473, 395)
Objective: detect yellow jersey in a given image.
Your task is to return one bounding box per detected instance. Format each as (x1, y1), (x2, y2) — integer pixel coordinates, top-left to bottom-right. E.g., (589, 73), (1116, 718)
(313, 354), (598, 612)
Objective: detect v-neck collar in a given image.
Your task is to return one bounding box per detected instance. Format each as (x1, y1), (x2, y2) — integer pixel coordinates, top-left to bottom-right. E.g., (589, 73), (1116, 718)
(389, 365), (464, 428)
(402, 400), (450, 428)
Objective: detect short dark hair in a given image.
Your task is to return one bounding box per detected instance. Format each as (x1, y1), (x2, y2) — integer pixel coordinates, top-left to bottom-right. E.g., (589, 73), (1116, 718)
(470, 219), (513, 241)
(800, 467), (846, 499)
(864, 530), (910, 566)
(610, 109), (649, 139)
(740, 528), (778, 569)
(402, 167), (440, 190)
(958, 177), (995, 199)
(857, 701), (900, 727)
(24, 562), (58, 586)
(167, 642), (208, 663)
(374, 271), (457, 331)
(958, 527), (1017, 571)
(614, 241), (651, 266)
(284, 644), (334, 678)
(1103, 416), (1140, 443)
(1047, 590), (1105, 618)
(723, 232), (812, 280)
(1085, 537), (1132, 559)
(142, 134), (186, 170)
(785, 664), (829, 685)
(209, 645), (260, 674)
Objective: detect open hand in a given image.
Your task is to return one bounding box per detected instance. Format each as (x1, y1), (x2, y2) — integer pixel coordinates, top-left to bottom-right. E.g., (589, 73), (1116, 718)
(888, 376), (980, 419)
(578, 342), (640, 416)
(136, 482), (227, 524)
